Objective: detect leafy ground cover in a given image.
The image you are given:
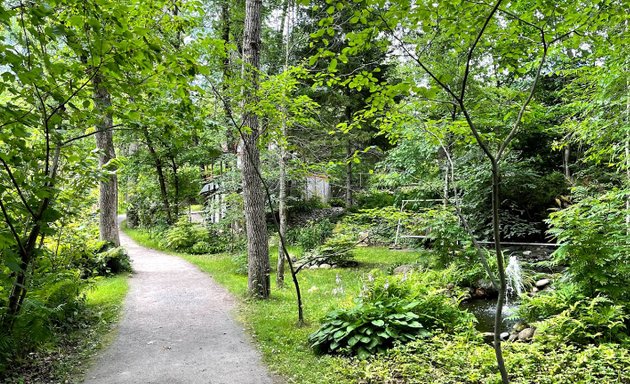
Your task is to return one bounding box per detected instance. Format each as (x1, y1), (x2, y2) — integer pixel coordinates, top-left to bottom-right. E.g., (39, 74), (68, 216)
(2, 276), (128, 384)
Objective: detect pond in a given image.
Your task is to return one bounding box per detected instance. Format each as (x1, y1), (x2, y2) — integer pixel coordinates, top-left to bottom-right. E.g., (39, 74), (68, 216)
(461, 299), (519, 333)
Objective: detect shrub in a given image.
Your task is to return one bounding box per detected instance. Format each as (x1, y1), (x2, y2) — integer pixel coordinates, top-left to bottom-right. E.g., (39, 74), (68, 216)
(338, 207), (407, 246)
(547, 188), (629, 301)
(410, 206), (475, 265)
(309, 271), (474, 358)
(516, 283), (583, 323)
(534, 296), (628, 346)
(94, 247), (132, 276)
(287, 219), (334, 251)
(162, 217), (209, 251)
(309, 298), (430, 359)
(354, 191), (395, 209)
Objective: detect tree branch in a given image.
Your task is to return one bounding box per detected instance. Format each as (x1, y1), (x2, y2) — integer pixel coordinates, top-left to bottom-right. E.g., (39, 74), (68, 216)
(61, 124), (128, 146)
(0, 157), (36, 218)
(460, 0), (503, 103)
(0, 198), (27, 258)
(497, 31), (548, 159)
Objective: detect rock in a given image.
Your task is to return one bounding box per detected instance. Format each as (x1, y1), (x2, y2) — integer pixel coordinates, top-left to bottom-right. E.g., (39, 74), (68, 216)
(518, 328), (535, 341)
(508, 333), (518, 342)
(357, 231), (370, 246)
(446, 283), (455, 290)
(532, 287), (539, 293)
(473, 288), (487, 299)
(475, 279), (498, 295)
(512, 322), (527, 333)
(535, 279), (551, 288)
(482, 332), (495, 342)
(522, 251), (532, 256)
(500, 332), (510, 341)
(393, 264), (415, 275)
(319, 263), (332, 269)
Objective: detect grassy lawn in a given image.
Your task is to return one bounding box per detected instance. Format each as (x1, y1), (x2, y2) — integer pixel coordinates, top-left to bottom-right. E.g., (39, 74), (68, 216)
(122, 225), (425, 383)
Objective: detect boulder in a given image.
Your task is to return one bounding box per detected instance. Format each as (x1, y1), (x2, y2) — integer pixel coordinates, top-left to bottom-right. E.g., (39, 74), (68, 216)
(473, 288), (487, 299)
(518, 328), (535, 341)
(535, 279), (551, 289)
(508, 333), (519, 342)
(357, 231), (370, 246)
(512, 322), (527, 333)
(319, 263), (332, 269)
(500, 332), (510, 341)
(482, 332), (495, 342)
(393, 264), (415, 275)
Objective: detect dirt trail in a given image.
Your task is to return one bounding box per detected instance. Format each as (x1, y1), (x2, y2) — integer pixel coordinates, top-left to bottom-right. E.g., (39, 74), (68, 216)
(83, 225), (278, 384)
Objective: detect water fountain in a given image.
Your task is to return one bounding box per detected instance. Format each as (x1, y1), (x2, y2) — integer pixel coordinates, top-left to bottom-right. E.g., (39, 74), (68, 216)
(505, 255), (524, 300)
(462, 255), (524, 332)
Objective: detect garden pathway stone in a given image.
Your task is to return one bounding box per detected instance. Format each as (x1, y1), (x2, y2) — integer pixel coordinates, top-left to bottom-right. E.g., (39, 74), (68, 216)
(83, 221), (278, 384)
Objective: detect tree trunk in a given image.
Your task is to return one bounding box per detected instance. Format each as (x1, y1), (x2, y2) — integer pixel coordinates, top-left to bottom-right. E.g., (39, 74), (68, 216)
(345, 140), (353, 208)
(489, 163), (509, 384)
(92, 74), (120, 246)
(242, 0), (270, 299)
(170, 156), (180, 219)
(277, 127), (288, 288)
(276, 0), (293, 288)
(563, 142), (572, 183)
(141, 127), (173, 224)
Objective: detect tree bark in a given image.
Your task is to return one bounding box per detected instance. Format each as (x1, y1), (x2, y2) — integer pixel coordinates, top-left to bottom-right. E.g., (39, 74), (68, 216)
(141, 127), (173, 224)
(242, 0), (270, 299)
(345, 139), (353, 208)
(92, 74), (120, 246)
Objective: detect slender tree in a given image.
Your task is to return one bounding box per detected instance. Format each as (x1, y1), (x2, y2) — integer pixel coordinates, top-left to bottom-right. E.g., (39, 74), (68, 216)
(92, 74), (120, 246)
(241, 0), (270, 298)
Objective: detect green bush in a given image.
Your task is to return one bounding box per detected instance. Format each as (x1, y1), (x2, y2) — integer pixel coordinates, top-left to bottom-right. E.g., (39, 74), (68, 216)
(547, 188), (629, 301)
(309, 298), (430, 359)
(162, 217), (209, 252)
(534, 296), (628, 346)
(516, 283), (583, 323)
(338, 207), (407, 245)
(309, 271), (473, 359)
(354, 191), (395, 209)
(287, 219), (334, 251)
(411, 206), (475, 265)
(95, 247), (132, 276)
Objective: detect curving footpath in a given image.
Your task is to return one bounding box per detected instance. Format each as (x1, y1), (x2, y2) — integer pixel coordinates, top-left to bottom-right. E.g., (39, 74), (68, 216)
(83, 223), (278, 384)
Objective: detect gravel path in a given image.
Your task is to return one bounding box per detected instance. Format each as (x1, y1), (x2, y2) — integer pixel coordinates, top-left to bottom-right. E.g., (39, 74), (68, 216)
(83, 227), (278, 384)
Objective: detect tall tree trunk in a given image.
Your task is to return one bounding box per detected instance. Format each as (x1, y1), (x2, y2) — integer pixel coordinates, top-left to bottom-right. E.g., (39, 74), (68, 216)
(170, 156), (180, 219)
(490, 162), (509, 384)
(221, 1), (238, 154)
(276, 0), (292, 288)
(92, 74), (120, 246)
(242, 0), (270, 299)
(345, 139), (353, 208)
(563, 142), (572, 183)
(141, 127), (173, 224)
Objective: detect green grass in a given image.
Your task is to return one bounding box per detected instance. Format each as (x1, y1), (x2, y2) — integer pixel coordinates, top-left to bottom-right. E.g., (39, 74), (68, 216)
(122, 225), (425, 383)
(86, 275), (129, 323)
(56, 275), (130, 383)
